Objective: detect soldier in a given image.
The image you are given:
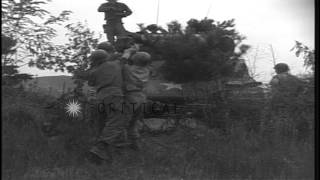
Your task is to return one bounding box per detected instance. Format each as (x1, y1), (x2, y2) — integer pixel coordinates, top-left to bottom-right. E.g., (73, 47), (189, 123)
(97, 41), (116, 54)
(86, 42), (115, 100)
(268, 63), (305, 139)
(270, 63), (303, 102)
(97, 41), (123, 61)
(123, 51), (152, 149)
(85, 49), (135, 164)
(98, 0), (132, 44)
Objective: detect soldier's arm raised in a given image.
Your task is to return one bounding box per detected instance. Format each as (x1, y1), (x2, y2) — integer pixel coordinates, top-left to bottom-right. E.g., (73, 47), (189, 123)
(120, 44), (139, 64)
(119, 51), (131, 66)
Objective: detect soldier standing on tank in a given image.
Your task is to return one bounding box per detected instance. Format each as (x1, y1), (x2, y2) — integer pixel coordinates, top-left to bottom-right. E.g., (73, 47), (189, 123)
(98, 0), (132, 44)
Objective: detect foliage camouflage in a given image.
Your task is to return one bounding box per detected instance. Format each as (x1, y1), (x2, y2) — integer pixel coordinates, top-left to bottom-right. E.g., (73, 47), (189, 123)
(136, 19), (250, 83)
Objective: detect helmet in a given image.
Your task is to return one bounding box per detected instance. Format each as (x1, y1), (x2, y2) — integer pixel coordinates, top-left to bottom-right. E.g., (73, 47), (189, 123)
(274, 63), (289, 73)
(90, 50), (109, 66)
(97, 41), (115, 53)
(131, 52), (151, 67)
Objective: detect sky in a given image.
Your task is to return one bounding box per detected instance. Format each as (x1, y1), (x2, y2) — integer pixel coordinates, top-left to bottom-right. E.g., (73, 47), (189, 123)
(18, 0), (315, 82)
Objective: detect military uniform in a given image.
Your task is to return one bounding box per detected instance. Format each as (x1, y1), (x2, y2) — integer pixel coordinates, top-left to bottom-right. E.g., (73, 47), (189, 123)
(270, 72), (303, 105)
(123, 52), (151, 144)
(269, 72), (305, 139)
(98, 1), (132, 43)
(87, 51), (130, 162)
(97, 41), (116, 53)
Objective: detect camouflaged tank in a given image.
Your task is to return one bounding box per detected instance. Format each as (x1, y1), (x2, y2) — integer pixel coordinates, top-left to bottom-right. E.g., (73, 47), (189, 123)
(145, 59), (266, 128)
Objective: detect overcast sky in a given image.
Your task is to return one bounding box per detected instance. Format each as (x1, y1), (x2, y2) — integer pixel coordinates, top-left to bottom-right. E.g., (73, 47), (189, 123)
(19, 0), (315, 82)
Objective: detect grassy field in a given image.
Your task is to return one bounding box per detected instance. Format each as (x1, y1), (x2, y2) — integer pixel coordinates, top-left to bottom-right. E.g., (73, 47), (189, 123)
(2, 87), (314, 180)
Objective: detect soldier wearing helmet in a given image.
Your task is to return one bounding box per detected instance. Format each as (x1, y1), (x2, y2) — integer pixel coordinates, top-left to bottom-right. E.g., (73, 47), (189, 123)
(270, 63), (303, 98)
(97, 41), (124, 62)
(98, 0), (132, 44)
(123, 51), (151, 93)
(273, 63), (290, 74)
(131, 52), (152, 67)
(73, 50), (110, 81)
(89, 49), (110, 68)
(85, 48), (138, 164)
(97, 41), (116, 54)
(268, 63), (306, 139)
(122, 51), (152, 149)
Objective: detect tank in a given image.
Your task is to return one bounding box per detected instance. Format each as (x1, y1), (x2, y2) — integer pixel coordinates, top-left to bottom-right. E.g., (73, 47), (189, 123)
(145, 59), (266, 125)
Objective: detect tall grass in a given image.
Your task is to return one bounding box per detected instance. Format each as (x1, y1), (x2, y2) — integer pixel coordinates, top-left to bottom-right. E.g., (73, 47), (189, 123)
(2, 87), (94, 179)
(1, 83), (314, 180)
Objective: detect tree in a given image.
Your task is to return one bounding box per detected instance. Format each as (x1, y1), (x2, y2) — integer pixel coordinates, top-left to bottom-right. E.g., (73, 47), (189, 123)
(43, 22), (101, 74)
(54, 22), (101, 95)
(243, 45), (267, 79)
(1, 0), (72, 68)
(1, 35), (33, 86)
(1, 0), (102, 94)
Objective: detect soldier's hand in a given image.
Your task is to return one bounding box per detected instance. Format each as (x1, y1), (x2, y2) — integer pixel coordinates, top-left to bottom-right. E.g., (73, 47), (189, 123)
(128, 44), (140, 53)
(121, 44), (140, 59)
(123, 48), (134, 54)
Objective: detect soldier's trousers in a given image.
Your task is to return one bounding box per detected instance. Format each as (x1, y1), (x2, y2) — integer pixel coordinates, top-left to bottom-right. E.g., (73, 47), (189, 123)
(90, 95), (129, 160)
(104, 22), (128, 44)
(125, 92), (147, 140)
(265, 102), (311, 141)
